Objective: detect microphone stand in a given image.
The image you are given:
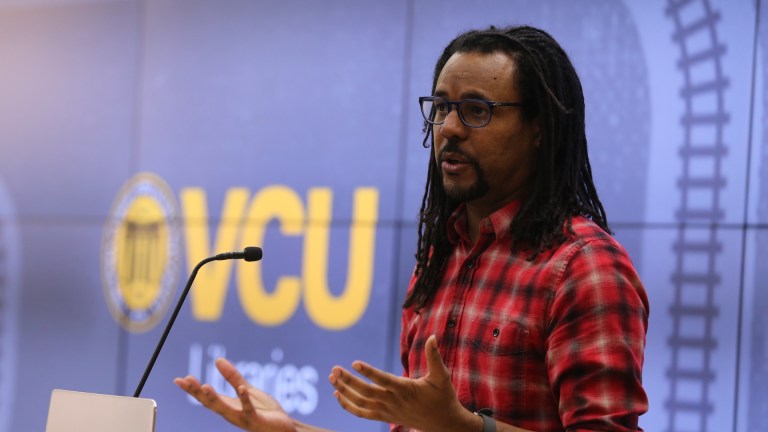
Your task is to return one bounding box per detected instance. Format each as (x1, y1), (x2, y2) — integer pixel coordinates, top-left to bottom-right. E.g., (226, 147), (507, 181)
(132, 248), (261, 398)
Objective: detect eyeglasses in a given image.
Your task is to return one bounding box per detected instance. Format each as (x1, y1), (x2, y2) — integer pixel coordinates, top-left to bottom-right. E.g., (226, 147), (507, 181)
(419, 96), (526, 128)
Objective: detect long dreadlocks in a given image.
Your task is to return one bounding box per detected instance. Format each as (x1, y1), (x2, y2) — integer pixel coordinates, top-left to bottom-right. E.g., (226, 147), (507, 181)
(404, 25), (609, 309)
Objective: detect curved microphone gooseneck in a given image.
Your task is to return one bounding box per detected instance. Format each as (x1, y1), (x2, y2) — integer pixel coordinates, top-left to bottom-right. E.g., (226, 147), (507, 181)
(133, 247), (263, 398)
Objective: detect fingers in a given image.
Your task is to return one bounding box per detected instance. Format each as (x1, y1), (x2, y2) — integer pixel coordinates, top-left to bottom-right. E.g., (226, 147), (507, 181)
(173, 374), (202, 391)
(334, 389), (383, 421)
(174, 360), (247, 420)
(236, 384), (257, 428)
(424, 335), (449, 383)
(330, 363), (402, 396)
(330, 362), (411, 423)
(173, 374), (204, 400)
(330, 366), (378, 398)
(174, 376), (229, 414)
(330, 369), (385, 421)
(350, 361), (399, 389)
(215, 358), (249, 391)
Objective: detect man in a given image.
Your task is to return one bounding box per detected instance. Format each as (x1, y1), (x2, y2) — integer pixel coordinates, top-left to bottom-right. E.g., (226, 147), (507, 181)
(175, 25), (649, 432)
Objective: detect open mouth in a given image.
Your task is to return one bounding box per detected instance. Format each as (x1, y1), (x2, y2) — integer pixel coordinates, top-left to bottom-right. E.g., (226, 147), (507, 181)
(440, 151), (468, 166)
(440, 153), (472, 175)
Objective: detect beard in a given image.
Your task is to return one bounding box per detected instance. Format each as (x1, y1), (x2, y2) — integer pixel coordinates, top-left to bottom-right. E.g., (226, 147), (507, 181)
(438, 142), (490, 202)
(442, 168), (489, 202)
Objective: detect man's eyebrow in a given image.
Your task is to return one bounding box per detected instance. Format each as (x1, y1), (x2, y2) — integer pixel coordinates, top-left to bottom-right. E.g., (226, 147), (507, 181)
(462, 91), (489, 100)
(432, 90), (490, 100)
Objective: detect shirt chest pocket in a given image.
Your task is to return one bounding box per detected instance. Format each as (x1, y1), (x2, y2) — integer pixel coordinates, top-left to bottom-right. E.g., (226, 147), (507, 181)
(469, 318), (532, 356)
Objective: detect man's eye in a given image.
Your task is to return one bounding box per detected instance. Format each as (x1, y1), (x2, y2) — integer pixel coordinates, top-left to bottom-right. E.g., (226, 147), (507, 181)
(466, 104), (489, 116)
(434, 103), (449, 112)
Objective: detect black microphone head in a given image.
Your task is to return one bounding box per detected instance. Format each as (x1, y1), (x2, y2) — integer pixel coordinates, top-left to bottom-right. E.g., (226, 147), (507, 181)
(243, 246), (263, 262)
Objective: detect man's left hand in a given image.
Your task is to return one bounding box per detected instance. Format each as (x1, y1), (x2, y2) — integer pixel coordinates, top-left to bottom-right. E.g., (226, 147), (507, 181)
(327, 334), (479, 432)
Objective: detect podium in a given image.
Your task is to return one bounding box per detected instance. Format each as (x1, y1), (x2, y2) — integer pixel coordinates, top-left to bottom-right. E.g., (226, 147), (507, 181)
(45, 389), (156, 432)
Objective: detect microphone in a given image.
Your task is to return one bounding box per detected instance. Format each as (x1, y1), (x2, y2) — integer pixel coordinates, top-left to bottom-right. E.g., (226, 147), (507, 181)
(214, 246), (262, 262)
(132, 247), (263, 398)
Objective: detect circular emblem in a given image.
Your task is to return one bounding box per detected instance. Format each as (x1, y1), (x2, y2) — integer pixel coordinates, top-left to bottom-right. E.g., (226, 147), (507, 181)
(0, 177), (20, 431)
(102, 172), (181, 333)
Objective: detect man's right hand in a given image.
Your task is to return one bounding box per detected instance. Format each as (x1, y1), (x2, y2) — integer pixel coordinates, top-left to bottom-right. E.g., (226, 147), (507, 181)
(174, 357), (297, 432)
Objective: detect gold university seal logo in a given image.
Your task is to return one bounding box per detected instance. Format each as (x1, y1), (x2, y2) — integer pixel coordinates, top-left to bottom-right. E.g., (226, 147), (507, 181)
(102, 172), (181, 333)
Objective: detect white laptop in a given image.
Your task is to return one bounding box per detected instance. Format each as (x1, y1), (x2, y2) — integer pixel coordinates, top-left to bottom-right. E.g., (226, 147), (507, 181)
(45, 389), (156, 432)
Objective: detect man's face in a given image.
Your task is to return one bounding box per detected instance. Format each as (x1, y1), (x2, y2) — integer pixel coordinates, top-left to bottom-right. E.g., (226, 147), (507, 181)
(432, 51), (540, 210)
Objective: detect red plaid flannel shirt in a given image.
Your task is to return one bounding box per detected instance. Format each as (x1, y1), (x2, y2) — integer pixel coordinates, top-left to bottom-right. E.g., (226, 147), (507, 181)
(393, 202), (649, 431)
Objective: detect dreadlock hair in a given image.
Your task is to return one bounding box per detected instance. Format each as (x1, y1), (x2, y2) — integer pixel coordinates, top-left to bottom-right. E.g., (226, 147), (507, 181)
(404, 25), (609, 310)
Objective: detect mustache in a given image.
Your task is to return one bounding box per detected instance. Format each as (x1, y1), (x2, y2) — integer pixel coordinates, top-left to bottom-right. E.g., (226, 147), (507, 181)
(438, 140), (479, 166)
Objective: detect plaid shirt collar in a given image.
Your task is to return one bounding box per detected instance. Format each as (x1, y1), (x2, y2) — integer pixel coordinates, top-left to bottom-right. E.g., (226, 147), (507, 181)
(446, 200), (522, 246)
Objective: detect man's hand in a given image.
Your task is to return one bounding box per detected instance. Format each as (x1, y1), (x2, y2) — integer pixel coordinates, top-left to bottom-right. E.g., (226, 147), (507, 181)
(174, 357), (296, 432)
(328, 335), (481, 432)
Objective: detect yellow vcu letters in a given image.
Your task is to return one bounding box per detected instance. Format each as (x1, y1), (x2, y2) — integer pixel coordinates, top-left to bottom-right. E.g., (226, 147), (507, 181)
(181, 185), (379, 329)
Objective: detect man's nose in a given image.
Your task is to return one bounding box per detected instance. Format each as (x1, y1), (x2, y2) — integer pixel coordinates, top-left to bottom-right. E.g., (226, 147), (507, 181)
(438, 108), (468, 140)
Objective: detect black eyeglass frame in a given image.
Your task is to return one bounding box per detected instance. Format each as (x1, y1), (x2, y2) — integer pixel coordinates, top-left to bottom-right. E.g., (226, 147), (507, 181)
(418, 96), (526, 129)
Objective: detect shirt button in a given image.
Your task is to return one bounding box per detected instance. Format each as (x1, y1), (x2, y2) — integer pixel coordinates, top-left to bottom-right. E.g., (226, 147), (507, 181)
(465, 261), (475, 269)
(447, 317), (456, 328)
